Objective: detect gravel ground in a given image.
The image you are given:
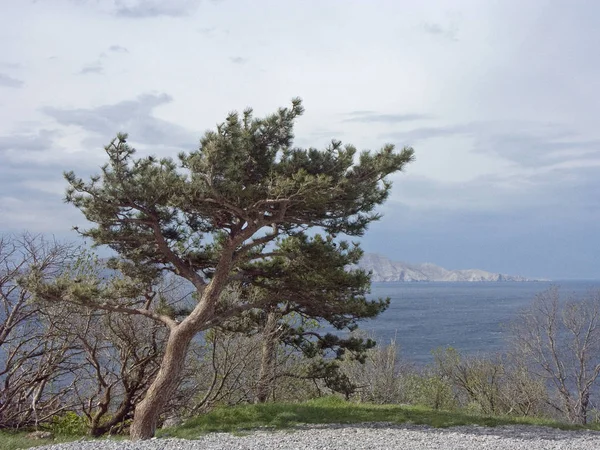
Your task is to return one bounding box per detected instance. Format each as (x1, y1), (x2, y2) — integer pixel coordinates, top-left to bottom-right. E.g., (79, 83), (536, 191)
(35, 423), (600, 450)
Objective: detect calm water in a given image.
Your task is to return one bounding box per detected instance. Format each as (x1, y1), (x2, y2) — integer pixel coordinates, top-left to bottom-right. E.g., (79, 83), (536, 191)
(360, 280), (600, 364)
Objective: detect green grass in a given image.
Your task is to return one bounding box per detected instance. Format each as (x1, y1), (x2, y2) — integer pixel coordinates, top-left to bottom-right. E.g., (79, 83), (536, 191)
(158, 396), (591, 440)
(0, 431), (127, 450)
(0, 431), (82, 450)
(2, 398), (595, 449)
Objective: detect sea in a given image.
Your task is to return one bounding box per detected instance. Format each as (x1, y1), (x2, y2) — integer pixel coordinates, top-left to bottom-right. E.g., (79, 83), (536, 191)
(360, 280), (600, 365)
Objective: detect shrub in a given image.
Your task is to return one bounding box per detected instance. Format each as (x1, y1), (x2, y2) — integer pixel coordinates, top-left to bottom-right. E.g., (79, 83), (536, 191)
(48, 412), (88, 436)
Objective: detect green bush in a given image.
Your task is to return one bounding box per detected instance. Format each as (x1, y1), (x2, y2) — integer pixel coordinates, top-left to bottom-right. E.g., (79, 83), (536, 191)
(48, 412), (88, 436)
(404, 374), (456, 411)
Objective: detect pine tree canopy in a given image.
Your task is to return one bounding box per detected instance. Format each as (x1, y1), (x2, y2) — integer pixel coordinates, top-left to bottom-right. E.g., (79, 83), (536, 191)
(62, 98), (414, 298)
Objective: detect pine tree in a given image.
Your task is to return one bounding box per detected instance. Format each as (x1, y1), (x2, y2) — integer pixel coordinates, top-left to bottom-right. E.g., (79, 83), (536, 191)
(31, 99), (414, 439)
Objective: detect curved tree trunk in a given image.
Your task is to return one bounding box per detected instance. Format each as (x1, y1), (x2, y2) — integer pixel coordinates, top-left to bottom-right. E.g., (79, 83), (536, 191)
(129, 248), (238, 439)
(130, 325), (194, 439)
(129, 258), (231, 440)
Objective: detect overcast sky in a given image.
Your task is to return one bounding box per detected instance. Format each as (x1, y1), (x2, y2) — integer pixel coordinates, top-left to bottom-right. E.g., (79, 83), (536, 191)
(1, 0), (599, 279)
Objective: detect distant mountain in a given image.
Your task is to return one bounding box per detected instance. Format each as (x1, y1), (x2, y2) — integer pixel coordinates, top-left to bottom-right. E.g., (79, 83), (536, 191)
(357, 253), (541, 282)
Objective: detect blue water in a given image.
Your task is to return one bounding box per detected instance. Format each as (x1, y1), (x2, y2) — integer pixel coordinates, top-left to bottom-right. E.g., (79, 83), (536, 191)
(360, 280), (600, 364)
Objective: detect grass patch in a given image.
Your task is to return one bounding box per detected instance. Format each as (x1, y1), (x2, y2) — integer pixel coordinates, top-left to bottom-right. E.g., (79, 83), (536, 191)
(0, 431), (82, 450)
(159, 396), (590, 440)
(0, 431), (128, 450)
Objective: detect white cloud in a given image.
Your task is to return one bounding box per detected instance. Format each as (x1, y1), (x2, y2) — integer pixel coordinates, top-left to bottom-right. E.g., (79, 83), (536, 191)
(108, 44), (129, 53)
(79, 62), (104, 74)
(0, 73), (24, 88)
(112, 0), (201, 18)
(41, 93), (197, 151)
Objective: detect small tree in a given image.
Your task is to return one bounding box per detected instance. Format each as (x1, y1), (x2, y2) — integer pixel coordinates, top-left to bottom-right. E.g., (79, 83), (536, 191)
(0, 234), (76, 429)
(48, 305), (166, 436)
(434, 348), (506, 415)
(508, 286), (600, 424)
(28, 99), (414, 438)
(340, 337), (412, 404)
